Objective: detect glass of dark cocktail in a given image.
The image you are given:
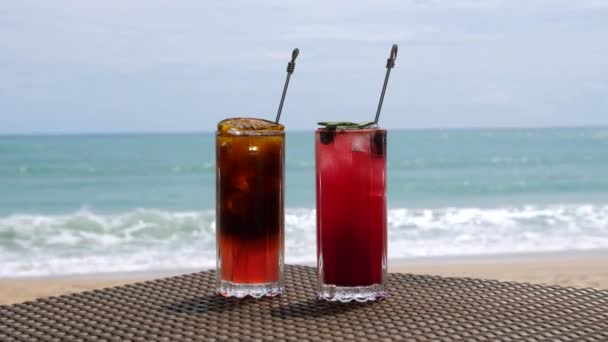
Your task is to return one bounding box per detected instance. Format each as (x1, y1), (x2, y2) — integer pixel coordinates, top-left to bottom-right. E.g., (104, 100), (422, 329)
(215, 48), (298, 298)
(216, 118), (284, 298)
(316, 126), (387, 301)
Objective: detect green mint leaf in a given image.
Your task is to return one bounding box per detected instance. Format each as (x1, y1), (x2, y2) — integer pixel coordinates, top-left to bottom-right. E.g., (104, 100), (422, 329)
(356, 121), (376, 128)
(317, 121), (377, 129)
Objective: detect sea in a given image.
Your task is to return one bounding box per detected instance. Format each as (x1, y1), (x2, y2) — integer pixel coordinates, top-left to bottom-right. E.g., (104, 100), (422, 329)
(1, 127), (608, 278)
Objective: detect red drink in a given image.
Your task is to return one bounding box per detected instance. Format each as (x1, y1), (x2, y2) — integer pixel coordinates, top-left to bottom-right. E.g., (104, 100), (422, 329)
(216, 118), (284, 298)
(316, 127), (387, 301)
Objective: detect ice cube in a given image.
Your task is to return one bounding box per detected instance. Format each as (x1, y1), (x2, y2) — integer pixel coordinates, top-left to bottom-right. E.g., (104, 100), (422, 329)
(232, 174), (250, 191)
(371, 131), (385, 156)
(319, 131), (334, 145)
(351, 134), (370, 153)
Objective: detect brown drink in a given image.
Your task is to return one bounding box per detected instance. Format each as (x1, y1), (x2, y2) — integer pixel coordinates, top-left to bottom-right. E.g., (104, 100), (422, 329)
(216, 117), (284, 298)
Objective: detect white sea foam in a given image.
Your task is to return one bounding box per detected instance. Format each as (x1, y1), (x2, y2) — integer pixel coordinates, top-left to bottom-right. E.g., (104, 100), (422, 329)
(1, 205), (608, 277)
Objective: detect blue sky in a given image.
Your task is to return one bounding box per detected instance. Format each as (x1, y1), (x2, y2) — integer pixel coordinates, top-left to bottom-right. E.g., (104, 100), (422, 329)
(1, 0), (607, 133)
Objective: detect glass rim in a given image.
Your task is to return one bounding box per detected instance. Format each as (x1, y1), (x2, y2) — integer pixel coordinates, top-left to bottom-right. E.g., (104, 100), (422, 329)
(316, 127), (386, 133)
(216, 130), (285, 136)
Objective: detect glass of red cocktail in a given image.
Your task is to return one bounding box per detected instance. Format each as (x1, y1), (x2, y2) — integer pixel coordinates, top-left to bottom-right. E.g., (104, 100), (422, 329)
(315, 44), (397, 302)
(316, 126), (387, 301)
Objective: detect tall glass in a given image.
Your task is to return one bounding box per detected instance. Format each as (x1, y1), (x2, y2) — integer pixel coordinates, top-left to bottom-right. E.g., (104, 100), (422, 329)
(216, 118), (284, 298)
(315, 127), (388, 302)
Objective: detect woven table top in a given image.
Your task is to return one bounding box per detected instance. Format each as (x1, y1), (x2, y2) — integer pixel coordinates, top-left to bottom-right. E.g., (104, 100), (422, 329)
(1, 265), (607, 341)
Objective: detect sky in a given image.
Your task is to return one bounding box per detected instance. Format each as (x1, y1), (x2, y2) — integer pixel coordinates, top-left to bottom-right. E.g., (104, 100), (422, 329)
(0, 0), (607, 134)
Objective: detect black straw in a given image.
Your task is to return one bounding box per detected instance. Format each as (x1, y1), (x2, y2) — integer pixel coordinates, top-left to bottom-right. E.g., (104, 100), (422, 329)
(275, 48), (300, 123)
(374, 44), (398, 124)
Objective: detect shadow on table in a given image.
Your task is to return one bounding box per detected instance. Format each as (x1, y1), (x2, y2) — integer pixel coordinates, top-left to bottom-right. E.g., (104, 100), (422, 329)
(163, 294), (375, 318)
(163, 294), (258, 315)
(271, 297), (375, 319)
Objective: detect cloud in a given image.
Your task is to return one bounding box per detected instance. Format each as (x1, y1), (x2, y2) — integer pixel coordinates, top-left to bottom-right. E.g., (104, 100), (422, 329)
(0, 0), (607, 133)
(581, 0), (608, 9)
(413, 0), (507, 9)
(471, 87), (513, 105)
(283, 24), (439, 43)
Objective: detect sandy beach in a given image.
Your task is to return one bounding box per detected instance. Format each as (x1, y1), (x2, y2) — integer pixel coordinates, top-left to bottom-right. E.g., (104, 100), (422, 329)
(388, 250), (608, 290)
(1, 250), (607, 305)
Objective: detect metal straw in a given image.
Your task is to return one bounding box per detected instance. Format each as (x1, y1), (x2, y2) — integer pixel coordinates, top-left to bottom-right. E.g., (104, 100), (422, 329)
(374, 44), (398, 124)
(275, 48), (300, 123)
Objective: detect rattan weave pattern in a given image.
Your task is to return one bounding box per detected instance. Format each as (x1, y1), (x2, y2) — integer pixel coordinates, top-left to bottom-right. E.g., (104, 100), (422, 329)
(1, 265), (607, 341)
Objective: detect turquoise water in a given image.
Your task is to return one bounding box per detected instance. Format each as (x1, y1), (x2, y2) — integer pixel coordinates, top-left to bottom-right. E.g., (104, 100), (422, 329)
(1, 127), (608, 277)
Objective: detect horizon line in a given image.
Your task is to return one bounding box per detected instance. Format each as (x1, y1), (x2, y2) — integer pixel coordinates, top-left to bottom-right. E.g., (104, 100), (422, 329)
(1, 124), (607, 137)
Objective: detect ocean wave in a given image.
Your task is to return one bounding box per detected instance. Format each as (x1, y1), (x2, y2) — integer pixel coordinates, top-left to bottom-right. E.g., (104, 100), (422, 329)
(1, 205), (607, 277)
(0, 209), (217, 277)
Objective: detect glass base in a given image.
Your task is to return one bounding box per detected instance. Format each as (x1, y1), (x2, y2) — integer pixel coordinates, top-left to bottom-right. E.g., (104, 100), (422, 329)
(318, 283), (387, 302)
(217, 280), (283, 299)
